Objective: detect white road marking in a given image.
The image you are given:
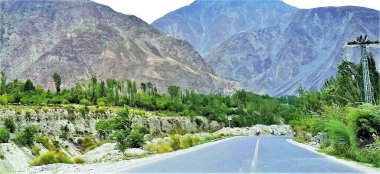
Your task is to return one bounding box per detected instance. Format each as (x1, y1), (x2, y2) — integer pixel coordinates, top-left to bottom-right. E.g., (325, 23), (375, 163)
(250, 137), (260, 173)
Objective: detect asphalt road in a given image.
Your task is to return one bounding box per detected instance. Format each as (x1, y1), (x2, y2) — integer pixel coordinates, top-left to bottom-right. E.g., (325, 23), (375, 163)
(119, 136), (362, 173)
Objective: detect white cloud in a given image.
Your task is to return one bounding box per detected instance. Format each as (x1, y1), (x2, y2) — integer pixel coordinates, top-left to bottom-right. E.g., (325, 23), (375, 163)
(92, 0), (380, 24)
(92, 0), (194, 24)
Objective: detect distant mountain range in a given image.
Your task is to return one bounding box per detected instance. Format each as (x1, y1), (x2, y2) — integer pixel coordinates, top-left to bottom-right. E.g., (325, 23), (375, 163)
(153, 0), (380, 96)
(152, 0), (296, 55)
(0, 0), (240, 94)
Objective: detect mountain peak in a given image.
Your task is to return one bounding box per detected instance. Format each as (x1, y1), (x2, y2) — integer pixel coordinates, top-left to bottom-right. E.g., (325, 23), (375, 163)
(0, 0), (240, 94)
(152, 0), (297, 55)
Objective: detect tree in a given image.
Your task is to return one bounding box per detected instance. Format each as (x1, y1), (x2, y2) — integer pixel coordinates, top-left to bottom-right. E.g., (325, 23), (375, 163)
(24, 79), (35, 92)
(96, 108), (133, 151)
(99, 81), (106, 98)
(90, 76), (97, 104)
(0, 71), (6, 95)
(168, 86), (181, 100)
(53, 73), (62, 93)
(0, 126), (10, 143)
(140, 82), (147, 93)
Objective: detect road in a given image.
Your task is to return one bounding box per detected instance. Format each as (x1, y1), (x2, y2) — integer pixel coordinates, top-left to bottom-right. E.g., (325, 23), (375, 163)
(118, 136), (362, 173)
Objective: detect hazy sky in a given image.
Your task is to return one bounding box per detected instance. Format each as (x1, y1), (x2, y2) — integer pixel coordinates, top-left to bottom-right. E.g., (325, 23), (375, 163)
(93, 0), (380, 24)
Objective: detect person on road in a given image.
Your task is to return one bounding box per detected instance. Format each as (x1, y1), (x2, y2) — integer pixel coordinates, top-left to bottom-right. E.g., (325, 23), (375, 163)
(255, 129), (260, 136)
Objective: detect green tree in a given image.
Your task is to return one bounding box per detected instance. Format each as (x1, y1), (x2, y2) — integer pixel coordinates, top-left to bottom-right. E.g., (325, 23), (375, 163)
(24, 79), (35, 92)
(168, 86), (181, 100)
(99, 81), (106, 98)
(53, 73), (62, 93)
(0, 71), (6, 95)
(0, 126), (10, 143)
(140, 82), (147, 93)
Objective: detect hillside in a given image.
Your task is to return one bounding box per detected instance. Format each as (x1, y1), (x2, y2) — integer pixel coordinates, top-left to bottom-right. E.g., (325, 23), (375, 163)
(152, 0), (296, 55)
(206, 6), (380, 96)
(0, 0), (239, 94)
(153, 0), (380, 96)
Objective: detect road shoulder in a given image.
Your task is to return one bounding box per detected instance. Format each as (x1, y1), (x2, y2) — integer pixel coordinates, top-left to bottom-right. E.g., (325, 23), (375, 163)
(287, 139), (380, 174)
(27, 136), (240, 174)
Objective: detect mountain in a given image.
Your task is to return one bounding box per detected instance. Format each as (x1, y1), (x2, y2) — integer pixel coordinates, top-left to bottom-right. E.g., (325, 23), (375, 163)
(206, 6), (380, 96)
(0, 0), (240, 94)
(152, 0), (297, 55)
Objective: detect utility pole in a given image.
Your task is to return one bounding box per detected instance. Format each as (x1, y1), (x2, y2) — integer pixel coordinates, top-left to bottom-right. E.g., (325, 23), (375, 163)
(347, 35), (380, 105)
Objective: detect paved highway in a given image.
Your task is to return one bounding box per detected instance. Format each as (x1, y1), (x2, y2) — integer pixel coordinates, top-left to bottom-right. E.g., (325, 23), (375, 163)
(118, 136), (362, 173)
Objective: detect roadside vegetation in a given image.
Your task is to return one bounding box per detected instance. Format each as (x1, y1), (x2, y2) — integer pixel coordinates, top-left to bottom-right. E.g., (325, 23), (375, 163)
(0, 55), (379, 167)
(145, 133), (230, 154)
(290, 56), (380, 167)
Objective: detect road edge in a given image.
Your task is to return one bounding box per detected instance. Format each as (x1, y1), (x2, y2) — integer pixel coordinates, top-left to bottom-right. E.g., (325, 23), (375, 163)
(110, 136), (241, 173)
(286, 139), (380, 174)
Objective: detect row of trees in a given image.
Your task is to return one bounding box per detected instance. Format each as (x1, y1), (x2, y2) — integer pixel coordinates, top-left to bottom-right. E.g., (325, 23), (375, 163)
(0, 72), (301, 126)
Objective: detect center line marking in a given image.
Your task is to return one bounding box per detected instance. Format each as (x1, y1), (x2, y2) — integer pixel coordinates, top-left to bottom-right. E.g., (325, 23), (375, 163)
(251, 137), (260, 173)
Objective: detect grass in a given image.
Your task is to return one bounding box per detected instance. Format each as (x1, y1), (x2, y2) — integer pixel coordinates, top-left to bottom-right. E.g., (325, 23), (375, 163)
(168, 135), (181, 150)
(29, 151), (73, 166)
(123, 153), (149, 160)
(73, 156), (85, 164)
(145, 133), (231, 154)
(36, 135), (58, 151)
(31, 145), (41, 156)
(145, 141), (173, 153)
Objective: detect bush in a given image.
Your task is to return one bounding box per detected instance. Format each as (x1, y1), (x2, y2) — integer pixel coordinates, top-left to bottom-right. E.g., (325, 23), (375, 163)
(31, 145), (41, 156)
(29, 151), (73, 166)
(36, 136), (56, 151)
(0, 126), (10, 143)
(145, 141), (173, 153)
(80, 99), (91, 106)
(13, 125), (38, 146)
(127, 129), (145, 148)
(326, 120), (356, 156)
(96, 98), (106, 106)
(78, 135), (97, 153)
(0, 95), (8, 105)
(73, 156), (85, 164)
(4, 117), (16, 133)
(181, 135), (194, 149)
(169, 135), (181, 150)
(355, 113), (380, 146)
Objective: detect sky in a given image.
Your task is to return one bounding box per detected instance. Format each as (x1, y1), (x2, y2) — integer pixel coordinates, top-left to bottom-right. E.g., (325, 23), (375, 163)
(92, 0), (380, 24)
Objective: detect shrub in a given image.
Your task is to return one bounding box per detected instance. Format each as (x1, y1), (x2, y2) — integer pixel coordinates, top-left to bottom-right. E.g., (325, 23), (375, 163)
(0, 95), (8, 105)
(181, 135), (194, 149)
(169, 135), (181, 150)
(80, 99), (91, 106)
(127, 129), (145, 148)
(326, 120), (356, 156)
(13, 125), (38, 146)
(355, 113), (380, 146)
(42, 107), (50, 113)
(79, 106), (89, 117)
(0, 126), (10, 143)
(29, 151), (73, 166)
(96, 98), (106, 106)
(145, 141), (173, 153)
(73, 156), (85, 164)
(78, 135), (97, 153)
(36, 136), (56, 151)
(31, 145), (41, 156)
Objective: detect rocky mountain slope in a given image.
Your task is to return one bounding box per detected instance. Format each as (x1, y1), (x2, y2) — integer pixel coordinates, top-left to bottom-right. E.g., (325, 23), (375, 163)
(152, 0), (296, 55)
(153, 0), (380, 96)
(0, 0), (239, 94)
(206, 6), (380, 96)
